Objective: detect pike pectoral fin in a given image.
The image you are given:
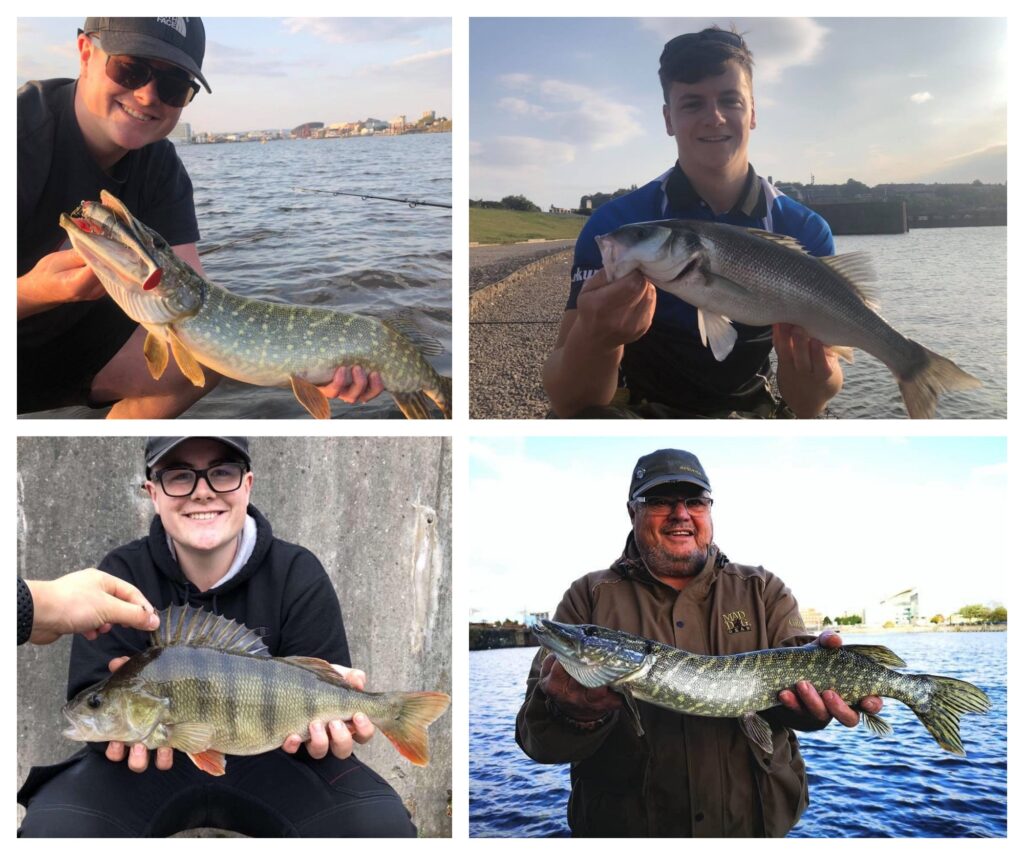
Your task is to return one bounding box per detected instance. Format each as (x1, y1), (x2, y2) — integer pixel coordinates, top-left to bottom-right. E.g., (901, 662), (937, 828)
(392, 391), (433, 419)
(697, 309), (738, 361)
(860, 710), (892, 738)
(619, 686), (645, 738)
(143, 331), (169, 380)
(739, 711), (774, 753)
(167, 330), (206, 387)
(290, 375), (331, 419)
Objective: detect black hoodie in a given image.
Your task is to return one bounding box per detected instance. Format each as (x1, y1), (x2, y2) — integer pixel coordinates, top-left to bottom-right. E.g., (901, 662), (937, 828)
(67, 504), (349, 701)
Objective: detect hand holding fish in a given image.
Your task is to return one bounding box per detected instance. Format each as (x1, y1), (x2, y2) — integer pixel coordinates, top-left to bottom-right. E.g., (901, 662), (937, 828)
(776, 631), (883, 728)
(281, 666), (377, 760)
(575, 269), (657, 350)
(17, 249), (106, 319)
(773, 323), (844, 418)
(539, 653), (623, 724)
(319, 366), (385, 405)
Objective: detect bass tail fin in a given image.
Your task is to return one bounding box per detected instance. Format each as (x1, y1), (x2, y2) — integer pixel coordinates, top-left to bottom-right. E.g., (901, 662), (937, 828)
(897, 343), (982, 419)
(911, 675), (991, 755)
(374, 691), (451, 766)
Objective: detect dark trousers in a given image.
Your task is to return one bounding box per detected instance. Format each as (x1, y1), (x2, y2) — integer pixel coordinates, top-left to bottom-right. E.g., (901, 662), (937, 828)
(18, 747), (417, 837)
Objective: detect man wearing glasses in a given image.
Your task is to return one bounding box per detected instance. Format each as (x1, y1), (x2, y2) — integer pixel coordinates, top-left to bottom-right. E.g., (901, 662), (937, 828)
(18, 18), (383, 418)
(544, 27), (843, 419)
(515, 449), (881, 836)
(18, 436), (416, 836)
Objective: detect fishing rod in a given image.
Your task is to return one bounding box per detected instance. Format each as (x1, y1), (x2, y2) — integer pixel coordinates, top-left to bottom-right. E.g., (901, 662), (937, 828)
(294, 187), (452, 209)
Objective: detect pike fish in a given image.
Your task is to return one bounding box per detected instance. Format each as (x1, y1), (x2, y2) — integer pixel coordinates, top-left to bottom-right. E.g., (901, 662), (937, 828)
(62, 604), (451, 775)
(60, 191), (452, 419)
(534, 619), (990, 755)
(596, 219), (981, 418)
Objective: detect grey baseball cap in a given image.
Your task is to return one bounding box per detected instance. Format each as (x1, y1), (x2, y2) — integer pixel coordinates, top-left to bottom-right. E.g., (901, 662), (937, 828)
(629, 449), (711, 499)
(82, 17), (211, 93)
(145, 437), (250, 474)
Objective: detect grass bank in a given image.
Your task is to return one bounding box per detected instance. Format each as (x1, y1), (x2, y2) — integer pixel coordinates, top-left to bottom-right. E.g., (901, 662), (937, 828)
(470, 208), (587, 244)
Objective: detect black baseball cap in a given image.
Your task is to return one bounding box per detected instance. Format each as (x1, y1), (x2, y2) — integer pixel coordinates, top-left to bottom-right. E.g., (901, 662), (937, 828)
(629, 449), (711, 500)
(145, 437), (251, 475)
(82, 17), (212, 93)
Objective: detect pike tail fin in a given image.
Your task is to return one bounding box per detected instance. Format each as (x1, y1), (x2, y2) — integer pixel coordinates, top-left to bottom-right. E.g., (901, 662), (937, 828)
(911, 675), (991, 755)
(897, 344), (982, 419)
(427, 375), (452, 419)
(374, 691), (450, 765)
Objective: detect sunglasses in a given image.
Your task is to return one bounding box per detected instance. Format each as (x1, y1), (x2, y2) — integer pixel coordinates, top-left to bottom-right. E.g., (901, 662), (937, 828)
(91, 37), (199, 108)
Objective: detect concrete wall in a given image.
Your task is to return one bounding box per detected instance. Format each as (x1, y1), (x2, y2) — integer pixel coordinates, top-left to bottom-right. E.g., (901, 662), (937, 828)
(16, 436), (451, 837)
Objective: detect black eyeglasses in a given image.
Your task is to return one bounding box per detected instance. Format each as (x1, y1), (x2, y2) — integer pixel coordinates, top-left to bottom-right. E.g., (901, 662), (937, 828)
(151, 463), (247, 497)
(90, 36), (199, 108)
(632, 495), (714, 516)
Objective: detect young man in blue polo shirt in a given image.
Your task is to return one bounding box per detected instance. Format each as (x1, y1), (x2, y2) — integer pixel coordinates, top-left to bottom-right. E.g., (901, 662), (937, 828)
(543, 28), (842, 419)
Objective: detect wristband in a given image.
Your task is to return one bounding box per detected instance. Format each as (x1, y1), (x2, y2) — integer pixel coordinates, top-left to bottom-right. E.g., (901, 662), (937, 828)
(18, 578), (34, 645)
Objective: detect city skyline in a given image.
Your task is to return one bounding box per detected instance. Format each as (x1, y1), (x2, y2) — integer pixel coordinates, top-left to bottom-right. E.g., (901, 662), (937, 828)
(17, 17), (452, 136)
(471, 17), (1007, 210)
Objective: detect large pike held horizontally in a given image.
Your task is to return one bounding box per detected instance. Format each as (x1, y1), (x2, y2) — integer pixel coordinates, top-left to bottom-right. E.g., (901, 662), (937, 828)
(60, 191), (451, 419)
(597, 219), (981, 418)
(534, 619), (990, 755)
(62, 605), (451, 775)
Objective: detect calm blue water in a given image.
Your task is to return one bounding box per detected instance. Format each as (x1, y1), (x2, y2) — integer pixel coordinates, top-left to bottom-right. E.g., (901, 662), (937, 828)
(824, 227), (1005, 419)
(470, 632), (1006, 838)
(36, 133), (451, 419)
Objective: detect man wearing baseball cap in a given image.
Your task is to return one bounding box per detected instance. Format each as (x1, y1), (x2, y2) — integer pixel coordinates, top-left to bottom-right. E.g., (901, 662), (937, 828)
(516, 448), (881, 837)
(18, 19), (384, 418)
(18, 437), (417, 837)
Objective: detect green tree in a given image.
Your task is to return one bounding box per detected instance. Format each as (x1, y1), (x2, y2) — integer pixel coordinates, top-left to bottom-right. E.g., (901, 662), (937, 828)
(990, 606), (1007, 624)
(822, 616), (832, 627)
(500, 194), (540, 213)
(959, 604), (990, 622)
(930, 614), (945, 624)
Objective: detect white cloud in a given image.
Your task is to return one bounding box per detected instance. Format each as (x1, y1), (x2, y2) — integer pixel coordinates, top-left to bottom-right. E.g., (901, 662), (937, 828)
(911, 92), (934, 104)
(491, 75), (644, 151)
(392, 48), (452, 68)
(281, 17), (439, 45)
(472, 136), (576, 171)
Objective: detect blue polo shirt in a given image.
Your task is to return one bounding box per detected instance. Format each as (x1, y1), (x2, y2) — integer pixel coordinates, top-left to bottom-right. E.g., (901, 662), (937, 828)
(568, 163), (834, 413)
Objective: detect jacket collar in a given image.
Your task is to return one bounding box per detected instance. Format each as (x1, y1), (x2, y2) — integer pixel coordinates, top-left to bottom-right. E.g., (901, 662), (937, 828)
(611, 531), (725, 599)
(666, 161), (766, 219)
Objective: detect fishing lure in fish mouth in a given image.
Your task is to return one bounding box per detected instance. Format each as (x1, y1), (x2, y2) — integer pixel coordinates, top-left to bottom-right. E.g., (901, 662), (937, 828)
(534, 619), (990, 755)
(60, 190), (452, 419)
(62, 604), (451, 775)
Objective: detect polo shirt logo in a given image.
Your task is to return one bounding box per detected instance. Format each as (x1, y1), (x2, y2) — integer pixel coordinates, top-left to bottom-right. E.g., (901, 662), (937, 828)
(723, 610), (752, 634)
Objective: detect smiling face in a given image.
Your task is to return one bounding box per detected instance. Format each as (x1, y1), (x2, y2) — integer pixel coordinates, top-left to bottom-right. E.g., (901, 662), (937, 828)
(75, 33), (184, 168)
(662, 61), (755, 178)
(630, 486), (714, 588)
(145, 438), (253, 561)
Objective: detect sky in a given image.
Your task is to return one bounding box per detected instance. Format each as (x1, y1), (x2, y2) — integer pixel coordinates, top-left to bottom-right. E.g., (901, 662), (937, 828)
(468, 436), (1006, 624)
(17, 17), (452, 134)
(470, 17), (1008, 210)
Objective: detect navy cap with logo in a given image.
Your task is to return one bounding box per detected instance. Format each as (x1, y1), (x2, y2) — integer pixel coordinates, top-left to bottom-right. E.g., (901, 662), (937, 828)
(82, 17), (211, 93)
(629, 449), (711, 500)
(145, 437), (250, 476)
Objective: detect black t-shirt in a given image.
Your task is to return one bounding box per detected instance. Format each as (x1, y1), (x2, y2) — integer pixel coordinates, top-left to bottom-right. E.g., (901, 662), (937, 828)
(17, 78), (200, 347)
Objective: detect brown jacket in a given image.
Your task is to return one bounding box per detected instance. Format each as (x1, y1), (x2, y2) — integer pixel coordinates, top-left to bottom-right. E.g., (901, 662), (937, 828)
(515, 537), (820, 837)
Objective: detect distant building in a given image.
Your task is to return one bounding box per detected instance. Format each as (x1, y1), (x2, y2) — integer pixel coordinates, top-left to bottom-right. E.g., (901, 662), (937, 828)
(167, 122), (192, 144)
(866, 587), (919, 626)
(292, 121), (325, 138)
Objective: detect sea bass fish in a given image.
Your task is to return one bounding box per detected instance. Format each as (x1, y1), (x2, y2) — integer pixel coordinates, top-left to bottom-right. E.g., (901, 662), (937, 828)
(533, 619), (990, 755)
(60, 190), (451, 419)
(596, 219), (981, 419)
(62, 604), (451, 775)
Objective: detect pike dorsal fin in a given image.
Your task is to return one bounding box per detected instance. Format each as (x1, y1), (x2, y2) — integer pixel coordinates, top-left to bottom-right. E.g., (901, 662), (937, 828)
(151, 604), (270, 657)
(845, 644), (906, 669)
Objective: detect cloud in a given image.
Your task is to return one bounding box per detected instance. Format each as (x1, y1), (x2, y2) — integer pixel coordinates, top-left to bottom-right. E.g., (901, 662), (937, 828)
(490, 74), (644, 151)
(391, 47), (452, 67)
(473, 136), (576, 170)
(910, 92), (934, 104)
(638, 17), (829, 84)
(281, 18), (442, 45)
(915, 143), (1007, 183)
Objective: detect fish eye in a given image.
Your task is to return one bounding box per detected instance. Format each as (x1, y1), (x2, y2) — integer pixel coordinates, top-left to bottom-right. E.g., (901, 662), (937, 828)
(87, 693), (103, 709)
(583, 626), (597, 637)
